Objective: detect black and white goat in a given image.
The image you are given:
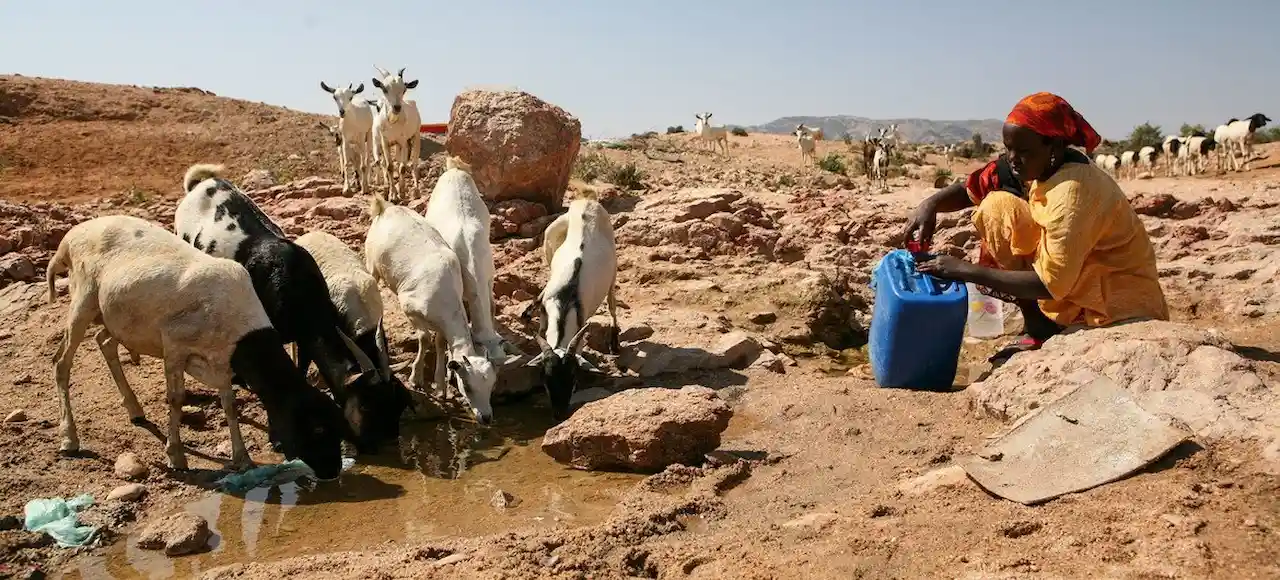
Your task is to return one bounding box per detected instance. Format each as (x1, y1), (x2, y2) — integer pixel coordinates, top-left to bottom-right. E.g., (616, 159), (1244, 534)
(520, 195), (620, 421)
(47, 215), (351, 479)
(1217, 113), (1271, 172)
(174, 164), (410, 452)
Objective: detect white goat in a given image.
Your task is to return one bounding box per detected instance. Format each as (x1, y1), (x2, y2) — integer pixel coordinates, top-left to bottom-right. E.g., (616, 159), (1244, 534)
(1138, 146), (1160, 176)
(1217, 114), (1271, 172)
(371, 66), (422, 201)
(421, 156), (512, 363)
(796, 124), (824, 141)
(364, 192), (498, 425)
(871, 141), (891, 192)
(294, 230), (394, 379)
(795, 128), (817, 165)
(1162, 136), (1187, 177)
(521, 194), (620, 421)
(1119, 150), (1138, 180)
(693, 112), (729, 155)
(46, 215), (350, 478)
(1185, 136), (1215, 176)
(1213, 121), (1235, 173)
(1100, 154), (1120, 178)
(320, 81), (373, 193)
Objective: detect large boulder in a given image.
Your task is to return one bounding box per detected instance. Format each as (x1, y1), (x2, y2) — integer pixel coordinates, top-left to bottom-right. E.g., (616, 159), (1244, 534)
(541, 386), (732, 472)
(447, 90), (581, 210)
(970, 321), (1280, 469)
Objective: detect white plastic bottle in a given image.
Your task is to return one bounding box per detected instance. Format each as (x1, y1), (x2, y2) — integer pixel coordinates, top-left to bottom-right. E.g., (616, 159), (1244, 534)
(965, 282), (1005, 338)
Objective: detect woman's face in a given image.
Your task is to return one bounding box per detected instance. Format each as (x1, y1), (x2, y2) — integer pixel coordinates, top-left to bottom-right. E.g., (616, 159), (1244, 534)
(1002, 123), (1052, 182)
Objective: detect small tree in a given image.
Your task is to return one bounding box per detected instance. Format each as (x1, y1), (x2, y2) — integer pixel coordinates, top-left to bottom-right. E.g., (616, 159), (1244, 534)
(666, 125), (685, 134)
(1252, 127), (1280, 144)
(971, 133), (984, 150)
(730, 127), (748, 137)
(1125, 123), (1163, 152)
(1180, 123), (1207, 137)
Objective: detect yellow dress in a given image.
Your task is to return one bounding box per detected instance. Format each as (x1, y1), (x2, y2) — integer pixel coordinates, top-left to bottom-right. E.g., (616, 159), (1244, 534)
(971, 161), (1170, 327)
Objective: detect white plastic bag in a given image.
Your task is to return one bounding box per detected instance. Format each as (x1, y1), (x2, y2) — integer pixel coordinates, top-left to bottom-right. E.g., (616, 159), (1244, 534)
(965, 283), (1004, 338)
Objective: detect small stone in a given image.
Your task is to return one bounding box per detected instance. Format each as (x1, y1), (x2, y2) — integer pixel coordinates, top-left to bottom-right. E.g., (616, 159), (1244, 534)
(433, 553), (469, 567)
(136, 513), (211, 556)
(0, 254), (36, 282)
(107, 483), (146, 502)
(4, 409), (26, 423)
(748, 351), (786, 374)
(180, 406), (206, 427)
(490, 490), (519, 510)
(618, 324), (655, 343)
(897, 465), (973, 496)
(12, 374), (33, 386)
(1000, 520), (1043, 538)
(749, 311), (778, 325)
(0, 515), (19, 531)
(114, 452), (149, 481)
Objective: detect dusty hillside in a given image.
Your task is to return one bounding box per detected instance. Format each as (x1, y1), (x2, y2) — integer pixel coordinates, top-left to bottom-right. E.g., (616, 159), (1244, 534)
(0, 77), (1276, 580)
(0, 75), (336, 203)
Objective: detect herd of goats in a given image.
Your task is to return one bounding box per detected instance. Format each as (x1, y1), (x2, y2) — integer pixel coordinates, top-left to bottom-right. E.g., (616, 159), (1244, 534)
(39, 61), (1273, 484)
(46, 66), (620, 481)
(687, 110), (1273, 191)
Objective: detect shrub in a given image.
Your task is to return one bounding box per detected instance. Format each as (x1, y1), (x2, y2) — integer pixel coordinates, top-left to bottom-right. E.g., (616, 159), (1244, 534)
(1125, 123), (1163, 152)
(666, 125), (685, 134)
(817, 153), (847, 174)
(573, 151), (614, 182)
(730, 127), (748, 137)
(608, 162), (645, 190)
(932, 168), (954, 188)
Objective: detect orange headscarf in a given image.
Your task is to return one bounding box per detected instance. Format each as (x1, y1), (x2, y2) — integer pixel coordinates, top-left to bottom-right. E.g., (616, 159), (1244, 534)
(1005, 92), (1102, 154)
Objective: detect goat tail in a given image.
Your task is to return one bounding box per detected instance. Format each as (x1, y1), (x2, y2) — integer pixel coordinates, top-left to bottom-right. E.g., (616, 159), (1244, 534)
(183, 163), (226, 192)
(46, 237), (70, 304)
(445, 155), (472, 174)
(369, 191), (390, 218)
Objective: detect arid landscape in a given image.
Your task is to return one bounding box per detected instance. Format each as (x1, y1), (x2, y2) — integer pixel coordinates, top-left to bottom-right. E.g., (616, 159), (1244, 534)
(0, 74), (1277, 579)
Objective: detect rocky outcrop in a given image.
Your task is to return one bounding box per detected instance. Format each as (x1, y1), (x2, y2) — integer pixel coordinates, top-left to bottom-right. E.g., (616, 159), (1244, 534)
(970, 321), (1280, 468)
(447, 90), (581, 210)
(541, 386), (733, 472)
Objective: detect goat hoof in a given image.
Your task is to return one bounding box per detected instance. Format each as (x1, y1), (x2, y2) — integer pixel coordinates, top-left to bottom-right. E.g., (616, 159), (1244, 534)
(167, 456), (190, 471)
(57, 441), (81, 455)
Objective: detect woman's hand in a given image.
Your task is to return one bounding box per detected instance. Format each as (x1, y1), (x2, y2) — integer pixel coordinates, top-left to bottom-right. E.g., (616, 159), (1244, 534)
(915, 254), (973, 281)
(902, 201), (939, 247)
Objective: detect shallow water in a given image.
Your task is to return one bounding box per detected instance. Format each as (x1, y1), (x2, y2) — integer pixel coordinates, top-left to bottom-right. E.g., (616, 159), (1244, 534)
(64, 404), (642, 579)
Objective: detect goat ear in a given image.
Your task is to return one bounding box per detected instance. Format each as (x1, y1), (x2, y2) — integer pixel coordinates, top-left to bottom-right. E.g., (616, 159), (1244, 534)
(371, 77), (384, 90)
(353, 83), (365, 95)
(405, 79), (419, 89)
(446, 359), (462, 372)
(574, 354), (602, 374)
(320, 81), (335, 94)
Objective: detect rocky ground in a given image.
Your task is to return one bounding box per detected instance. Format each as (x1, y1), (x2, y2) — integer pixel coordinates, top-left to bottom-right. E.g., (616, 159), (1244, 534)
(0, 75), (1276, 579)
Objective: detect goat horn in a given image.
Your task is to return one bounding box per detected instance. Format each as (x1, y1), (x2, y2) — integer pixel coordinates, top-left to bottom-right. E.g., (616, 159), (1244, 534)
(337, 328), (377, 374)
(397, 67), (405, 77)
(567, 322), (592, 353)
(375, 320), (392, 381)
(373, 65), (390, 77)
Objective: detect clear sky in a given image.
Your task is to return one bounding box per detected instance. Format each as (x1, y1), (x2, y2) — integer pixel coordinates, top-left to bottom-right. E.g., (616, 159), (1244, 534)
(5, 1), (1277, 140)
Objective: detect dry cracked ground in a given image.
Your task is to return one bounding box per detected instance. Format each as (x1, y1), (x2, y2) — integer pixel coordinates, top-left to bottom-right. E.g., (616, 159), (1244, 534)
(0, 75), (1277, 579)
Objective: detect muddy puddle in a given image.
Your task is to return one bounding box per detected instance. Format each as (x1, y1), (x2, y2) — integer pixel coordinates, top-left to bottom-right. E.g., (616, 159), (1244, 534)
(65, 404), (642, 579)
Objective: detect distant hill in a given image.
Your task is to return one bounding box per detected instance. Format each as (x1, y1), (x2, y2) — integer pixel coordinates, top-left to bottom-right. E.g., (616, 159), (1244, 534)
(746, 115), (1004, 144)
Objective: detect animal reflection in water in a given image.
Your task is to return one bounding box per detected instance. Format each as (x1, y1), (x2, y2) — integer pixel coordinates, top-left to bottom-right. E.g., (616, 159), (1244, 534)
(399, 417), (514, 479)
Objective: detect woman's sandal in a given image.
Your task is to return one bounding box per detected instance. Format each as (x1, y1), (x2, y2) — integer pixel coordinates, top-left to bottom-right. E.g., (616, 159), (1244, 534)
(987, 335), (1044, 364)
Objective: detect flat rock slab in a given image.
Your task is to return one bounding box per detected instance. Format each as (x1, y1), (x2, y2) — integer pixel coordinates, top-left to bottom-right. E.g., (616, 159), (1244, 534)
(963, 375), (1190, 505)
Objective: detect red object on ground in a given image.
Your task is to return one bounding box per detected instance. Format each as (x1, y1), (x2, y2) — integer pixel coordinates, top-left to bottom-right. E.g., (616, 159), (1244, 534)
(420, 123), (448, 135)
(906, 240), (931, 254)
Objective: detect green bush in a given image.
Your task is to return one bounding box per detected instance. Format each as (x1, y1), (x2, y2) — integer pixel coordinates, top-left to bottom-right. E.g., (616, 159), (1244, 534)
(573, 151), (613, 182)
(666, 125), (685, 134)
(730, 127), (748, 137)
(817, 153), (847, 174)
(608, 162), (645, 190)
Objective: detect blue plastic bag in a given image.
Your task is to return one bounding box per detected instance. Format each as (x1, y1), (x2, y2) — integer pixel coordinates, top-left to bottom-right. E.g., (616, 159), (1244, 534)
(214, 458), (354, 493)
(23, 494), (98, 547)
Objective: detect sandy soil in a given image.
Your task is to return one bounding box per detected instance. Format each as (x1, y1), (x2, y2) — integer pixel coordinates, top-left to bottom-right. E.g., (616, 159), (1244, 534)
(0, 75), (1276, 579)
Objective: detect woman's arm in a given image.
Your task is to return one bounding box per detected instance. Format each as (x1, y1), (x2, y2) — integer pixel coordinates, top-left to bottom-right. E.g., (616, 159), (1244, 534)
(902, 181), (975, 244)
(916, 255), (1052, 300)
